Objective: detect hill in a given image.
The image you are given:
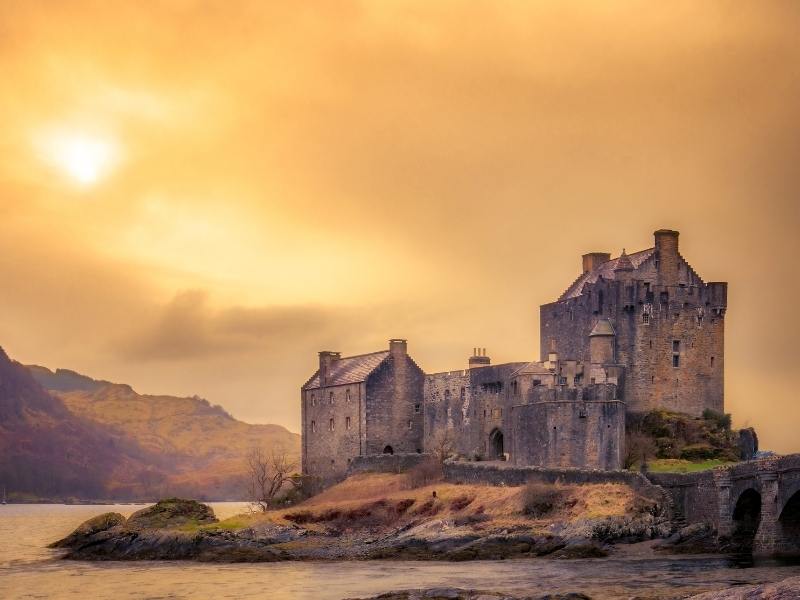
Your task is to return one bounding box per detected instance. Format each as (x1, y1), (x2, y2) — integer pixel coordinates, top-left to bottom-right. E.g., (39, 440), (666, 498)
(0, 346), (299, 501)
(28, 365), (300, 500)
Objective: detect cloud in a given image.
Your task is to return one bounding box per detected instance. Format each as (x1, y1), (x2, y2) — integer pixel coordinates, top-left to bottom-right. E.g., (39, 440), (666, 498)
(118, 290), (346, 361)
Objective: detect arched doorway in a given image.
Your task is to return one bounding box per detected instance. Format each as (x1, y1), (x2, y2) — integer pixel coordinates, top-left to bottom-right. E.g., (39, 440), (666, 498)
(489, 428), (504, 460)
(383, 445), (394, 455)
(732, 488), (762, 552)
(779, 490), (800, 555)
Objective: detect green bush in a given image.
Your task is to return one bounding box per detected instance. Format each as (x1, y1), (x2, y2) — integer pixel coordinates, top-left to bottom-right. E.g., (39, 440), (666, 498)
(680, 444), (718, 461)
(702, 409), (732, 431)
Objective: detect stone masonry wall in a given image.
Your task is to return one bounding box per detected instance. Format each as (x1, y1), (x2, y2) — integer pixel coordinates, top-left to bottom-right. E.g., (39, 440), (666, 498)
(347, 453), (429, 476)
(540, 248), (725, 416)
(364, 352), (425, 455)
(511, 399), (625, 470)
(302, 381), (367, 483)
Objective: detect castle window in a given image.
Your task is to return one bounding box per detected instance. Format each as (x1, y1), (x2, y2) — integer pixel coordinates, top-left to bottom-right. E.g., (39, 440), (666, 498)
(590, 377), (595, 384)
(414, 403), (421, 414)
(408, 420), (413, 430)
(558, 376), (567, 385)
(710, 356), (715, 367)
(533, 379), (541, 387)
(460, 387), (466, 400)
(329, 418), (335, 432)
(492, 408), (502, 418)
(311, 420), (317, 432)
(672, 354), (680, 368)
(345, 389), (351, 402)
(672, 340), (680, 352)
(346, 416), (351, 430)
(311, 393), (316, 406)
(329, 392), (334, 404)
(444, 389), (451, 401)
(642, 313), (650, 324)
(649, 340), (653, 349)
(651, 375), (655, 384)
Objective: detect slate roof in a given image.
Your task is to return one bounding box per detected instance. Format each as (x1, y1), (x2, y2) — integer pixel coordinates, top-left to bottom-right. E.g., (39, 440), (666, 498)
(302, 351), (389, 390)
(559, 248), (654, 301)
(511, 361), (553, 377)
(589, 318), (616, 337)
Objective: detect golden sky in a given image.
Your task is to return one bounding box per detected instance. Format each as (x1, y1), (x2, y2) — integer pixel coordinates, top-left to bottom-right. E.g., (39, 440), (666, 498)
(1, 1), (799, 452)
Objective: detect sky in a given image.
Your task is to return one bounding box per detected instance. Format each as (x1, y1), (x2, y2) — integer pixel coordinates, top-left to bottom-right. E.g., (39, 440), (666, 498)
(0, 1), (799, 452)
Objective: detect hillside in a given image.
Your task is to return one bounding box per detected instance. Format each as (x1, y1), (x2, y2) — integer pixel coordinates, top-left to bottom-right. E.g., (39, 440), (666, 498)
(0, 346), (299, 501)
(28, 365), (300, 499)
(0, 347), (153, 500)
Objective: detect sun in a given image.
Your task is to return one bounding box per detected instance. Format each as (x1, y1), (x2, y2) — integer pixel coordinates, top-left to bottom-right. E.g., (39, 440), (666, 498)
(38, 131), (120, 186)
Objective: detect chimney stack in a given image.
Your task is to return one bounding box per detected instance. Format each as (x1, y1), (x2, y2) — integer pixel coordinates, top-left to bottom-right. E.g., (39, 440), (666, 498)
(389, 338), (407, 359)
(653, 229), (680, 283)
(582, 252), (611, 273)
(318, 351), (340, 386)
(468, 347), (491, 369)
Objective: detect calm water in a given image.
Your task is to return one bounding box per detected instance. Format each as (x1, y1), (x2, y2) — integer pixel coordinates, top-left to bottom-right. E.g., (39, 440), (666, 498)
(1, 504), (799, 599)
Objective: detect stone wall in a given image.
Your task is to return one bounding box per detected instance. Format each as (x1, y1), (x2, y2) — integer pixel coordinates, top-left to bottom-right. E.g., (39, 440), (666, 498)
(364, 350), (426, 455)
(540, 234), (726, 417)
(646, 471), (720, 527)
(511, 399), (625, 470)
(443, 460), (666, 500)
(347, 452), (429, 476)
(302, 381), (368, 483)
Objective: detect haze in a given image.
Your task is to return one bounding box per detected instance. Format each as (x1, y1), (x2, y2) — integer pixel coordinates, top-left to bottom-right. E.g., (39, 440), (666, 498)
(1, 1), (798, 452)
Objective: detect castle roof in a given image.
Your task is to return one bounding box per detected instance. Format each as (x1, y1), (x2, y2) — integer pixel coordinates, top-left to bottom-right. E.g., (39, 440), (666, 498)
(589, 318), (616, 337)
(511, 361), (552, 377)
(559, 247), (654, 300)
(302, 351), (389, 390)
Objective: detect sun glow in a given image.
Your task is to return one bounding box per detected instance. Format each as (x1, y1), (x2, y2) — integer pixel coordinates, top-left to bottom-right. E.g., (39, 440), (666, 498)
(40, 132), (120, 185)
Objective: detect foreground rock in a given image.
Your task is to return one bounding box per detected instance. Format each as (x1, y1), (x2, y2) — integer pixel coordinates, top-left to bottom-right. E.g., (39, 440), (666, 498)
(50, 486), (669, 563)
(346, 590), (591, 600)
(688, 575), (800, 599)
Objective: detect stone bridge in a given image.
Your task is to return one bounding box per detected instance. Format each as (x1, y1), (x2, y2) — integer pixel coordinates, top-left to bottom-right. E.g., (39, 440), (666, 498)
(648, 454), (800, 555)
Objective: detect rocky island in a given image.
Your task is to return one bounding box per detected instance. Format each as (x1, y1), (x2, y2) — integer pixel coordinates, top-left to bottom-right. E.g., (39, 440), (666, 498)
(51, 471), (674, 562)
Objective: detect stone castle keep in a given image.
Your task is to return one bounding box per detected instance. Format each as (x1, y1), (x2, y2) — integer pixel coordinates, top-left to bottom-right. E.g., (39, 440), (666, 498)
(301, 229), (727, 484)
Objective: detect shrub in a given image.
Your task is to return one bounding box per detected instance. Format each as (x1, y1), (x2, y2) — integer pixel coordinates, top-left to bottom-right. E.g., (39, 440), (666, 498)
(680, 444), (717, 461)
(522, 483), (564, 518)
(405, 458), (444, 488)
(702, 409), (732, 431)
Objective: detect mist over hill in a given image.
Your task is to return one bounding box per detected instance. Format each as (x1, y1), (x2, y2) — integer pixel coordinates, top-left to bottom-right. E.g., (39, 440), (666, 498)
(0, 346), (298, 501)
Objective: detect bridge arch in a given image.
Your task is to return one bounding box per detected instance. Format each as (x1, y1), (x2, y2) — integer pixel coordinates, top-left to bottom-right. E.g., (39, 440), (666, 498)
(778, 490), (800, 554)
(731, 488), (761, 552)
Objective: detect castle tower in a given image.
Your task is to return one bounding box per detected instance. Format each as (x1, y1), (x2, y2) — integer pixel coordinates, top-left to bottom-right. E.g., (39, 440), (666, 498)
(540, 228), (727, 417)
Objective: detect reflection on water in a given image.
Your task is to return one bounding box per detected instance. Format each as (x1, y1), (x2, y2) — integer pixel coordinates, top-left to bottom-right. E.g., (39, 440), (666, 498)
(1, 504), (799, 600)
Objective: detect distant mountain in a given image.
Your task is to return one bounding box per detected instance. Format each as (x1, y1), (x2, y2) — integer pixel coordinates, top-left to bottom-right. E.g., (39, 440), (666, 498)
(0, 346), (299, 501)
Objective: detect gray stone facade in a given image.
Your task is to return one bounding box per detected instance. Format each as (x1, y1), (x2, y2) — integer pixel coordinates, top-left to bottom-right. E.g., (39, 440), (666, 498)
(301, 228), (727, 486)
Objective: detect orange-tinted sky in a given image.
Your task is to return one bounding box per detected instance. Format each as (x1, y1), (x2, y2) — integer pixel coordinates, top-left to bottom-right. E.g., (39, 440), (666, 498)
(1, 2), (799, 452)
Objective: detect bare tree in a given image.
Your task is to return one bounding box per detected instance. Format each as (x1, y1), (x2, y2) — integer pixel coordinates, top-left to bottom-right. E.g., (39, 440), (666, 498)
(623, 431), (657, 470)
(431, 428), (456, 464)
(246, 445), (299, 512)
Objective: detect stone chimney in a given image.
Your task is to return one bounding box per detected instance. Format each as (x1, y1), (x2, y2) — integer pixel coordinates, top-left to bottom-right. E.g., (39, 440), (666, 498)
(389, 338), (407, 359)
(654, 229), (680, 283)
(318, 351), (340, 386)
(582, 252), (611, 273)
(469, 347), (491, 369)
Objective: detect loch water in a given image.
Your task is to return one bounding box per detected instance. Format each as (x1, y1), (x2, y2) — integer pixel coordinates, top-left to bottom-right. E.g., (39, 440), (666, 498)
(1, 503), (799, 599)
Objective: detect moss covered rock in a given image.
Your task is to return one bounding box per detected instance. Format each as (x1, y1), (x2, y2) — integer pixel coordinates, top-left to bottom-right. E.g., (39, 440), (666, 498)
(128, 498), (217, 529)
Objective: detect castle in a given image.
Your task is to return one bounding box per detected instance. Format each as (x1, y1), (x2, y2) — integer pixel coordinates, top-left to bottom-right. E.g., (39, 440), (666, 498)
(301, 229), (727, 484)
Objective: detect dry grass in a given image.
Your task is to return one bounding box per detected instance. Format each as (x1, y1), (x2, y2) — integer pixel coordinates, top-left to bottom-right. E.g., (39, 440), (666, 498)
(237, 473), (642, 534)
